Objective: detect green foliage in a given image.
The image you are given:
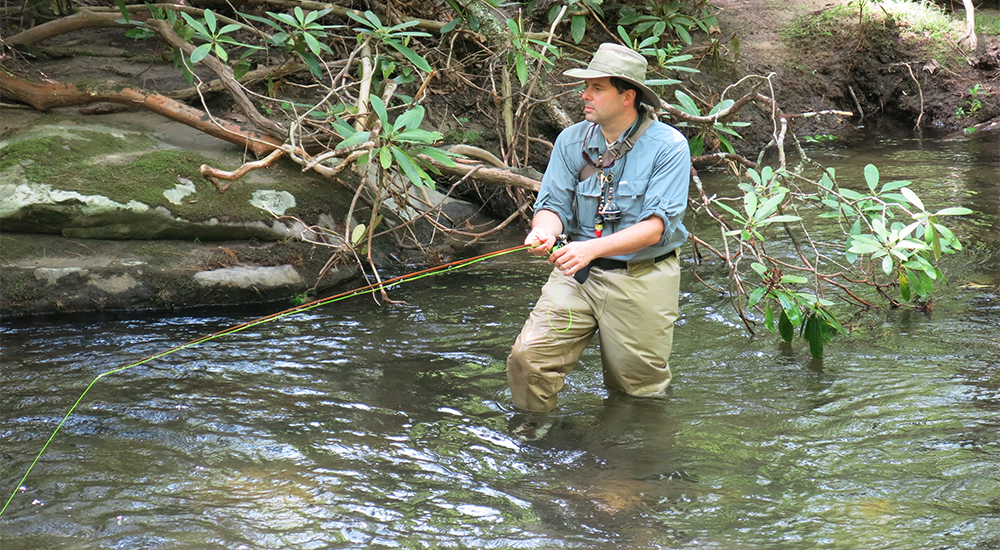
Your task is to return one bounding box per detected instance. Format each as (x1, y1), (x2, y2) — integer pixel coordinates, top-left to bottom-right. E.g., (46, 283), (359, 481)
(977, 11), (1000, 38)
(238, 7), (341, 79)
(723, 162), (971, 357)
(334, 101), (455, 188)
(611, 26), (698, 94)
(874, 0), (954, 37)
(956, 83), (987, 118)
(616, 0), (718, 46)
(780, 5), (851, 42)
(23, 0), (69, 20)
(346, 10), (433, 73)
(181, 9), (262, 65)
(547, 0), (605, 44)
(670, 90), (750, 155)
(507, 14), (561, 85)
(802, 134), (837, 143)
(827, 164), (970, 289)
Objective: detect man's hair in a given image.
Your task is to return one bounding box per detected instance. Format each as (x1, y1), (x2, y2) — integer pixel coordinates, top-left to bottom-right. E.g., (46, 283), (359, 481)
(609, 77), (645, 110)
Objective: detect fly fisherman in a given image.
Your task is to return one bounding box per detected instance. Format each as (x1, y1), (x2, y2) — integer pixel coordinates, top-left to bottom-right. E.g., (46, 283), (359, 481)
(507, 43), (691, 414)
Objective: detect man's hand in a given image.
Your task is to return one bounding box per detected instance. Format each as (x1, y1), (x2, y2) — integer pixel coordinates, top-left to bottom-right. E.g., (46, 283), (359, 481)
(524, 228), (557, 257)
(548, 240), (597, 277)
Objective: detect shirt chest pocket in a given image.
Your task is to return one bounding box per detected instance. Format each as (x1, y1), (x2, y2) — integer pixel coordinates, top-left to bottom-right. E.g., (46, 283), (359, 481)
(616, 178), (650, 225)
(574, 177), (603, 229)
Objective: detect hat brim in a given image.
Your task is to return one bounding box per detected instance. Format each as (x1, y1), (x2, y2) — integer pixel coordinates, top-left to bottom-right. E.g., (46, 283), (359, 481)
(564, 68), (661, 109)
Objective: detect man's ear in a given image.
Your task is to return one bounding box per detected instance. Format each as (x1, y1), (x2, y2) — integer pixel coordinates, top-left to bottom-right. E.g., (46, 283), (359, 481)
(623, 88), (637, 108)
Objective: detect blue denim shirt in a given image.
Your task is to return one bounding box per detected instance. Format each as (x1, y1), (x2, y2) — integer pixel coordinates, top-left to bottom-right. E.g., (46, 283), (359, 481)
(534, 118), (690, 261)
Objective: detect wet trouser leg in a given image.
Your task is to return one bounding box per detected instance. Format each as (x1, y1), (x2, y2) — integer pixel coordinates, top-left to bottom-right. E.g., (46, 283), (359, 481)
(506, 269), (598, 412)
(506, 255), (680, 412)
(597, 255), (679, 397)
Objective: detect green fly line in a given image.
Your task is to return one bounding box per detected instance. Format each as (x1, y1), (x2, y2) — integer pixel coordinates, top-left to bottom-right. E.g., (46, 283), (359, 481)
(1, 243), (541, 517)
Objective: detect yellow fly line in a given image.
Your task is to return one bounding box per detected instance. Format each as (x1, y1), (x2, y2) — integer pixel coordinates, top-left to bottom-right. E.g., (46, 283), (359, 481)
(1, 244), (533, 517)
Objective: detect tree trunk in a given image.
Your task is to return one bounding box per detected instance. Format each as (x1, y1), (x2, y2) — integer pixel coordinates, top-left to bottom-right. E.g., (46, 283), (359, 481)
(959, 0), (978, 52)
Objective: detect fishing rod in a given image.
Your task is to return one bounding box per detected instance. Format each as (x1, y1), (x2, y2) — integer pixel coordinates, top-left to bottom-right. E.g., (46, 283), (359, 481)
(0, 243), (533, 517)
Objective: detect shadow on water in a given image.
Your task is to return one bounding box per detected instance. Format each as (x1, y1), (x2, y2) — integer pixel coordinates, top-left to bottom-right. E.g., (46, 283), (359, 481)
(2, 129), (999, 549)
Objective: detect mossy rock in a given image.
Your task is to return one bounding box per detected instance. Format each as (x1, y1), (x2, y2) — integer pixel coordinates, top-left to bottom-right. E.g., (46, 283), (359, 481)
(0, 118), (354, 241)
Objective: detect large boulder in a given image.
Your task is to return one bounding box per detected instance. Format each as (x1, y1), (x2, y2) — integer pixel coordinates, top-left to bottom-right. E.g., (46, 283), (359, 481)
(0, 109), (496, 317)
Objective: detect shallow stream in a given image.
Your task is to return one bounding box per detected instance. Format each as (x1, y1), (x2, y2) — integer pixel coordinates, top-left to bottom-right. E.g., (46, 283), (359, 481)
(2, 130), (998, 548)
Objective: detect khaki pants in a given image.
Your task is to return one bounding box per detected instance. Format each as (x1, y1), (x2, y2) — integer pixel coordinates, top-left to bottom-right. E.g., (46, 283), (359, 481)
(506, 255), (681, 412)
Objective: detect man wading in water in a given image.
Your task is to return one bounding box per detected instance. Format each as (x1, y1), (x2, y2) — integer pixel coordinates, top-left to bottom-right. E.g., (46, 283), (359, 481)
(507, 43), (690, 419)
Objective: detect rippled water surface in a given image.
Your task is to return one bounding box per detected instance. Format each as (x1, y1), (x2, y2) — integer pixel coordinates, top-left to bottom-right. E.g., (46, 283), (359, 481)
(2, 132), (999, 548)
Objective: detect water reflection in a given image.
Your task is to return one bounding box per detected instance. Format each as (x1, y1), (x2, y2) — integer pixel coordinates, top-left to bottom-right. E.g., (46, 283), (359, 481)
(2, 131), (1000, 549)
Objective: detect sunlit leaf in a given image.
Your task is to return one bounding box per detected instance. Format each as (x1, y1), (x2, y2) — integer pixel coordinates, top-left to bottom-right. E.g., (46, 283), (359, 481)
(335, 130), (371, 150)
(395, 129), (441, 144)
(415, 147), (456, 167)
(863, 164), (879, 192)
(394, 105), (425, 131)
(303, 32), (322, 56)
(515, 52), (528, 84)
(839, 188), (866, 201)
(351, 223), (367, 245)
(760, 214), (801, 225)
(213, 43), (228, 63)
(190, 43), (212, 64)
(392, 147), (428, 186)
(389, 42), (432, 72)
(881, 254), (893, 275)
(934, 207), (972, 216)
(708, 99), (735, 116)
(182, 12), (209, 37)
(369, 96), (389, 126)
(900, 187), (925, 211)
(364, 10), (383, 29)
(673, 90), (700, 116)
(744, 191), (758, 218)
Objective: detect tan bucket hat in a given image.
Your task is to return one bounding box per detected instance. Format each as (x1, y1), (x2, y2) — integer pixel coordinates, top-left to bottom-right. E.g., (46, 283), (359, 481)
(564, 43), (661, 108)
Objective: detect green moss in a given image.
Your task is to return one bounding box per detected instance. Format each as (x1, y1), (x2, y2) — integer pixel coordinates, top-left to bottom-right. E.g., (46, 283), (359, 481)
(2, 125), (358, 227)
(0, 136), (56, 171)
(0, 271), (40, 305)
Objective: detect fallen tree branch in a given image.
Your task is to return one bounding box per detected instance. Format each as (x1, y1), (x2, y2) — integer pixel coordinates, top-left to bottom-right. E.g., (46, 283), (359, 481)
(420, 156), (541, 192)
(2, 9), (148, 46)
(200, 148), (286, 192)
(0, 71), (285, 156)
(163, 60), (309, 101)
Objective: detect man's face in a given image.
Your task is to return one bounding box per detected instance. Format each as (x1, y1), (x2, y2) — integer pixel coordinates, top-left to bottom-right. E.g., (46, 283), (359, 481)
(581, 77), (635, 127)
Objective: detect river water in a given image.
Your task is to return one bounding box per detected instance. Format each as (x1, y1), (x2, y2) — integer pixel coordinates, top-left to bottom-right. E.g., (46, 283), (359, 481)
(2, 130), (998, 549)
